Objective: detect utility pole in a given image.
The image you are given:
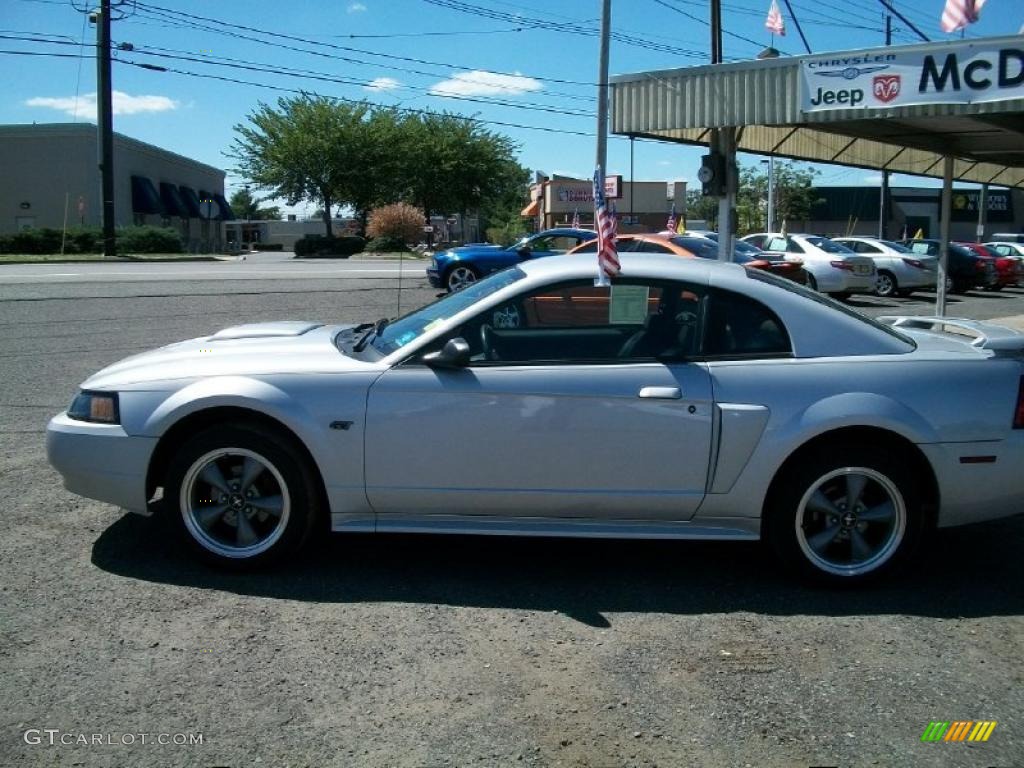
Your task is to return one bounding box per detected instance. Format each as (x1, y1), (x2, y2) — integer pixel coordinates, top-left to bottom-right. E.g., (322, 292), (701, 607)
(96, 0), (116, 257)
(977, 184), (988, 242)
(595, 0), (611, 177)
(878, 8), (892, 239)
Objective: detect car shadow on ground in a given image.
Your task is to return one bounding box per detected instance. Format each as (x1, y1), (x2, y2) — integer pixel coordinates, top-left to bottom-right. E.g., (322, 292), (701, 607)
(91, 513), (1024, 627)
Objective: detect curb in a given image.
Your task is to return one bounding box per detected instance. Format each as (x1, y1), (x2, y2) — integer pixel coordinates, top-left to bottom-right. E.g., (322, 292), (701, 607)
(0, 255), (224, 265)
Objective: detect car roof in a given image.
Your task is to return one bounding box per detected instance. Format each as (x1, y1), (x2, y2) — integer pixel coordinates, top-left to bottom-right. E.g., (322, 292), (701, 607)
(537, 227), (594, 236)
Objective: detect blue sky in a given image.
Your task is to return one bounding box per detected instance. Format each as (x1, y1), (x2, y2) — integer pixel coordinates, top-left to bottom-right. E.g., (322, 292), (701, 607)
(4, 0), (1022, 215)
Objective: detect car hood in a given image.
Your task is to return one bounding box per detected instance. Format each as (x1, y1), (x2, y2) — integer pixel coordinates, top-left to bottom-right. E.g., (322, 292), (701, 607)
(81, 321), (381, 390)
(436, 243), (506, 260)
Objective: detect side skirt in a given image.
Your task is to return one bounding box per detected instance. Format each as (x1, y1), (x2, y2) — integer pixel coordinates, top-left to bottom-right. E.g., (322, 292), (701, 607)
(330, 513), (761, 540)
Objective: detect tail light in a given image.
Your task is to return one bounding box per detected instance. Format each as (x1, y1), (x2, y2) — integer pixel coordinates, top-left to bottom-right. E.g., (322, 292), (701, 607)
(1015, 377), (1024, 429)
(746, 259), (769, 268)
(902, 258), (926, 269)
(830, 260), (854, 271)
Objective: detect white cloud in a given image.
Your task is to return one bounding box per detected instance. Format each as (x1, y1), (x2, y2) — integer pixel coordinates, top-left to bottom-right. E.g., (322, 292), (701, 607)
(363, 77), (400, 92)
(26, 90), (178, 119)
(347, 2), (367, 12)
(429, 70), (542, 97)
(862, 174), (883, 185)
(657, 160), (672, 167)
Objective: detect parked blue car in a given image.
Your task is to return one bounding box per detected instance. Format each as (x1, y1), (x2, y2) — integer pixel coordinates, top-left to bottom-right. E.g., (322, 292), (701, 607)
(427, 228), (595, 292)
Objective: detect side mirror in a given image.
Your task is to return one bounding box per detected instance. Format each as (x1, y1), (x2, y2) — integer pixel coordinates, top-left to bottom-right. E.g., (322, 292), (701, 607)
(421, 337), (471, 369)
(517, 246), (531, 259)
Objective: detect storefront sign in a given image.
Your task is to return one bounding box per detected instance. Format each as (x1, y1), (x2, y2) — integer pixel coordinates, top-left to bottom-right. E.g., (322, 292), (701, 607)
(801, 41), (1024, 113)
(554, 175), (622, 204)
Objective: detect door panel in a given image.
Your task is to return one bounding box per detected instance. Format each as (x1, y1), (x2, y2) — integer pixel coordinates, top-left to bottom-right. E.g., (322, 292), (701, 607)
(365, 362), (714, 521)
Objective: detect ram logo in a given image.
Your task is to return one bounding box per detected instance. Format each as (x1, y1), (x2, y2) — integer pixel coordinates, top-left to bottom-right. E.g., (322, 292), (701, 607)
(873, 74), (901, 103)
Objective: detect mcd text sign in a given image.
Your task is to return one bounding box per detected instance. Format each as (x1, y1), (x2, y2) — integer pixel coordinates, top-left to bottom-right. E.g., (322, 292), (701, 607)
(801, 41), (1024, 113)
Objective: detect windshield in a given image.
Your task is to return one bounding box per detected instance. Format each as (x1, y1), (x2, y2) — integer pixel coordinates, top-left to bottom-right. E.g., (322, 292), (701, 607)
(803, 236), (854, 254)
(733, 239), (763, 255)
(671, 237), (719, 259)
(370, 267), (526, 355)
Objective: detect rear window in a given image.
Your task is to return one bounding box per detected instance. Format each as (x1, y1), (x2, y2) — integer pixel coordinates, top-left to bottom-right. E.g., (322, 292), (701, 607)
(743, 269), (916, 349)
(880, 240), (912, 253)
(803, 236), (853, 254)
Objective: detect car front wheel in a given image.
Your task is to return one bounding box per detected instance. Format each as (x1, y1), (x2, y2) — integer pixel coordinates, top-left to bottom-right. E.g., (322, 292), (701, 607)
(765, 444), (925, 584)
(445, 264), (479, 292)
(164, 422), (321, 568)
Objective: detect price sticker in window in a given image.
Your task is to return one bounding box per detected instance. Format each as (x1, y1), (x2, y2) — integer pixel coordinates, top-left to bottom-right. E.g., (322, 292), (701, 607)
(609, 285), (650, 325)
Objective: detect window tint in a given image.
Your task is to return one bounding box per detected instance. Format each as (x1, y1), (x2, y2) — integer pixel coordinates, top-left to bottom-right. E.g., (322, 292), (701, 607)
(636, 240), (675, 254)
(442, 279), (704, 364)
(880, 240), (911, 253)
(670, 237), (719, 259)
(703, 289), (791, 357)
(785, 239), (805, 254)
(530, 235), (579, 252)
(804, 237), (852, 254)
(854, 241), (881, 254)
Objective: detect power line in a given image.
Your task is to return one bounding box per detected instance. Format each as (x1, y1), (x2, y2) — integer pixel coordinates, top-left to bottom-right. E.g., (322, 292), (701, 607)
(877, 0), (929, 42)
(128, 2), (602, 88)
(651, 0), (791, 55)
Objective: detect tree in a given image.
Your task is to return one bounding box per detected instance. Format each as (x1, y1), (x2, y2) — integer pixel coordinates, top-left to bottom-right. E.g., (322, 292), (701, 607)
(231, 95), (370, 237)
(685, 188), (719, 229)
(228, 188), (281, 221)
(736, 162), (823, 232)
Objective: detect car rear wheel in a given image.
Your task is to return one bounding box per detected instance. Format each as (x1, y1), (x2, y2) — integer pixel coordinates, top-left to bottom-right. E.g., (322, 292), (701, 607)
(164, 423), (321, 568)
(805, 273), (818, 292)
(764, 443), (925, 585)
(445, 264), (479, 292)
(875, 270), (898, 297)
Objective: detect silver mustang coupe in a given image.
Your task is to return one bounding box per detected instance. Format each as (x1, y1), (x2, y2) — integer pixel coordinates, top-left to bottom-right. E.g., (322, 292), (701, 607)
(47, 254), (1024, 583)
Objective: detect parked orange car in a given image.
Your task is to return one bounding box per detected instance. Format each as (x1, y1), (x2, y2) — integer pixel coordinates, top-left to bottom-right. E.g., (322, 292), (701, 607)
(568, 233), (807, 284)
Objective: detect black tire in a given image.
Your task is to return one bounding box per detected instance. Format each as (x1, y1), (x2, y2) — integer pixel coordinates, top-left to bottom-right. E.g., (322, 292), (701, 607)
(875, 270), (898, 297)
(805, 272), (818, 292)
(163, 422), (322, 569)
(764, 442), (926, 585)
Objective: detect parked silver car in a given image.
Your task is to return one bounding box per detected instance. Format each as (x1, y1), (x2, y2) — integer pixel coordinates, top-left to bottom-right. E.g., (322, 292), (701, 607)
(47, 255), (1024, 583)
(742, 233), (876, 296)
(833, 237), (938, 297)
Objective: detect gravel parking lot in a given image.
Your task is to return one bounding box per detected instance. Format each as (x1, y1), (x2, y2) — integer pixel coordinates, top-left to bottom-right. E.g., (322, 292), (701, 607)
(1, 266), (1022, 768)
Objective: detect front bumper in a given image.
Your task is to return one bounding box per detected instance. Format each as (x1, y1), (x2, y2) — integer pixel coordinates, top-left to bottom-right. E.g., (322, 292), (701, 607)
(426, 266), (443, 288)
(47, 412), (158, 514)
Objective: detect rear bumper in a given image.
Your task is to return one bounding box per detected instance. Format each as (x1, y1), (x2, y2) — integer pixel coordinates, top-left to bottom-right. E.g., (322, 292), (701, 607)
(46, 412), (157, 514)
(921, 435), (1024, 528)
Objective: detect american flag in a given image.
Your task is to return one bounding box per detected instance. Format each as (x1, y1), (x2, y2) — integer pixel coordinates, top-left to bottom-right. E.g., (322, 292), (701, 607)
(765, 0), (786, 35)
(941, 0), (986, 33)
(666, 204), (677, 233)
(571, 208), (580, 229)
(593, 166), (620, 281)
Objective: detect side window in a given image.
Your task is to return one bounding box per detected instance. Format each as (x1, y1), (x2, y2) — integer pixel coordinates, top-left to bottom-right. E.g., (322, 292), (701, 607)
(702, 289), (791, 358)
(443, 280), (704, 364)
(636, 240), (674, 254)
(765, 237), (787, 252)
(745, 235), (766, 248)
(786, 239), (805, 254)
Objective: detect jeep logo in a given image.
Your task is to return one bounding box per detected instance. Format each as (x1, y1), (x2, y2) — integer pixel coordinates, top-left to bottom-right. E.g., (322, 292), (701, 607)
(809, 87), (864, 107)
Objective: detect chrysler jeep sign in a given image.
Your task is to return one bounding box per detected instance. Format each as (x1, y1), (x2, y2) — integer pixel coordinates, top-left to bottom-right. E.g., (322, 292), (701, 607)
(801, 41), (1024, 113)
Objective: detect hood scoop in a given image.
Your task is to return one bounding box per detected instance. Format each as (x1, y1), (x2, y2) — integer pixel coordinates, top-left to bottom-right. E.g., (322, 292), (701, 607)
(210, 321), (322, 340)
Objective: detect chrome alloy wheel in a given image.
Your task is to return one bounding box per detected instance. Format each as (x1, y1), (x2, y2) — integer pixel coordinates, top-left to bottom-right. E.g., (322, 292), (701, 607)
(795, 467), (906, 577)
(181, 448), (291, 559)
(875, 272), (895, 297)
(446, 265), (477, 292)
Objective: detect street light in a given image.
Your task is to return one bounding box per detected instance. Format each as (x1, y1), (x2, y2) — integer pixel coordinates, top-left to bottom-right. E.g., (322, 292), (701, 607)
(761, 157), (775, 233)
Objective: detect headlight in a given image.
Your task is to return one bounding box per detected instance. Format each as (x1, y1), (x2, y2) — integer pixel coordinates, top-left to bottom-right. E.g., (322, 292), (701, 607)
(67, 391), (120, 424)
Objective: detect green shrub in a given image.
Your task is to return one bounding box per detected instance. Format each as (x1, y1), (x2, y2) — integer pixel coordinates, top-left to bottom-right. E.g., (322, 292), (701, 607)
(364, 235), (408, 253)
(118, 225), (183, 254)
(294, 235), (365, 258)
(0, 228), (67, 254)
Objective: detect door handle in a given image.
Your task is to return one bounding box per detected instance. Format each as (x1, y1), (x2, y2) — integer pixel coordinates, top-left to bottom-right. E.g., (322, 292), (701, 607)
(638, 386), (682, 400)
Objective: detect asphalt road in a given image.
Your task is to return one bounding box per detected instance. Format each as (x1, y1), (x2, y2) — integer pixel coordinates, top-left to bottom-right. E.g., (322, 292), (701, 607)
(1, 261), (1022, 768)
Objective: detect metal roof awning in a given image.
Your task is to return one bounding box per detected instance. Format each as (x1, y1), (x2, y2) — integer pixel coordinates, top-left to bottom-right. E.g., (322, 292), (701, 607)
(159, 182), (188, 218)
(611, 35), (1024, 188)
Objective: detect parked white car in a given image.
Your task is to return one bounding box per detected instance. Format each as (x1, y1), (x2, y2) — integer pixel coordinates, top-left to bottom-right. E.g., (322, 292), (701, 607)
(833, 237), (938, 297)
(742, 233), (876, 296)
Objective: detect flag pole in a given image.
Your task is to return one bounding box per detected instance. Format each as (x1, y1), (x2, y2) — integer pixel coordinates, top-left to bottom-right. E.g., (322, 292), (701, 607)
(594, 0), (612, 286)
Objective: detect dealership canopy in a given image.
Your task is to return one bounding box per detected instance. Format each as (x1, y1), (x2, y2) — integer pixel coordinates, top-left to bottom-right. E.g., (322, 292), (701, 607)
(610, 35), (1024, 188)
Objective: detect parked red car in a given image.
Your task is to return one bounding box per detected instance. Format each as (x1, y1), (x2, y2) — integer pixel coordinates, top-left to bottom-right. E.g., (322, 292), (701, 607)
(955, 243), (1020, 291)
